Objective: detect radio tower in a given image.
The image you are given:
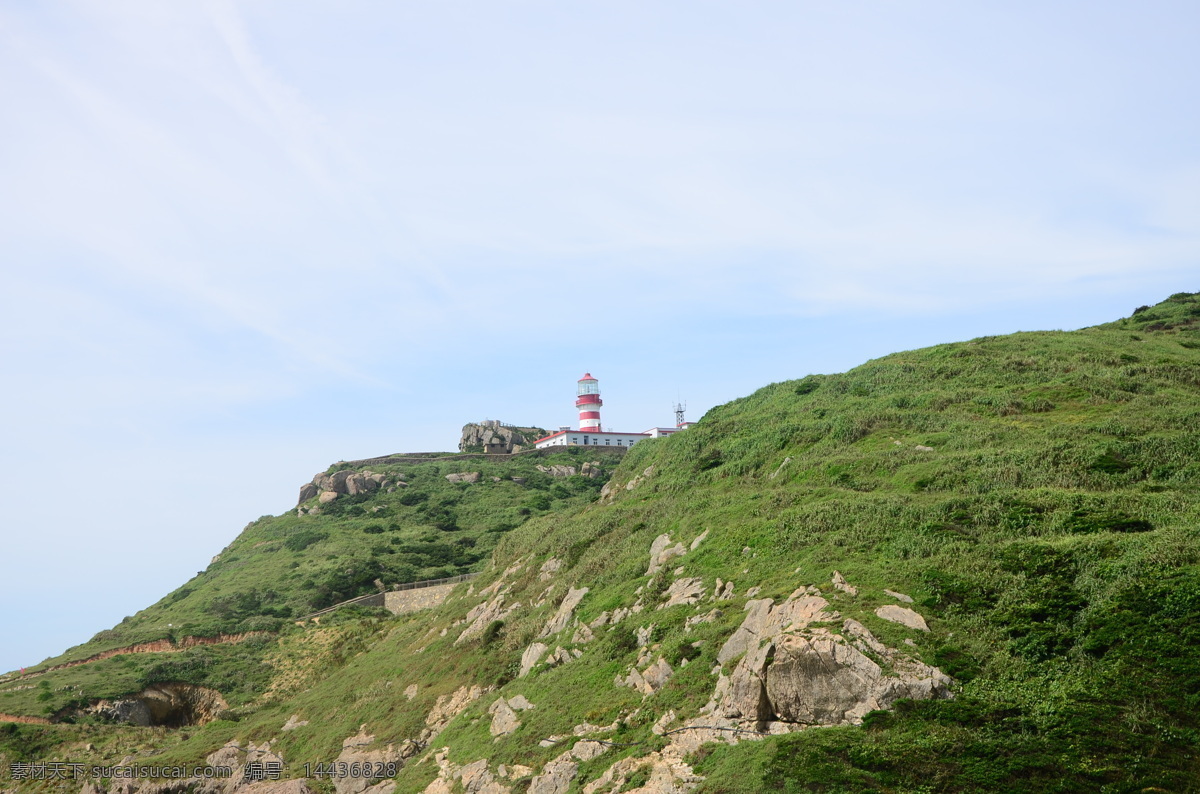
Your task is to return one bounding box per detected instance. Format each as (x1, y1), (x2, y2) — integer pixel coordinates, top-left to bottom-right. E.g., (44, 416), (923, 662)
(674, 401), (687, 427)
(577, 373), (603, 432)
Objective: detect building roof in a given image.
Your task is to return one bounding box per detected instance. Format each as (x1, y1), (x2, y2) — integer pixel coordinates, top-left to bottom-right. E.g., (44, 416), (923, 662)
(533, 429), (650, 444)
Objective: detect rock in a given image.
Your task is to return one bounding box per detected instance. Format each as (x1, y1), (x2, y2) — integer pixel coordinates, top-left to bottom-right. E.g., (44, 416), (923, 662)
(711, 579), (735, 601)
(457, 759), (498, 793)
(647, 534), (687, 575)
(508, 695), (535, 711)
(328, 470), (353, 494)
(571, 624), (594, 644)
(539, 587), (589, 637)
(298, 483), (318, 504)
(690, 530), (710, 550)
(346, 473), (380, 495)
(580, 461), (603, 478)
(884, 589), (914, 603)
(539, 558), (563, 581)
(456, 596), (522, 645)
(528, 754), (577, 794)
(571, 739), (607, 761)
(459, 422), (545, 454)
(404, 684), (418, 700)
(424, 685), (487, 738)
(489, 698), (521, 737)
(875, 605), (929, 631)
(281, 714), (309, 731)
(764, 629), (949, 725)
(446, 472), (482, 484)
(686, 609), (722, 631)
(718, 596), (839, 665)
(770, 456), (793, 479)
(651, 710), (677, 735)
(520, 643), (549, 677)
(832, 571), (858, 596)
(333, 728), (408, 794)
(318, 491), (339, 504)
(636, 624), (656, 647)
(721, 640), (775, 721)
(914, 445), (935, 452)
(536, 465), (576, 477)
(659, 577), (705, 609)
(642, 658), (675, 694)
(511, 477), (526, 485)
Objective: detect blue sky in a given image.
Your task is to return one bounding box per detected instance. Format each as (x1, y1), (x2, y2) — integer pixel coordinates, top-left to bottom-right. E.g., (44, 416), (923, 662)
(1, 0), (1197, 674)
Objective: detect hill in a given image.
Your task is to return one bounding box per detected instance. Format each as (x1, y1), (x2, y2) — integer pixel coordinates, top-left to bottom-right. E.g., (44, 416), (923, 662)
(1, 292), (1198, 793)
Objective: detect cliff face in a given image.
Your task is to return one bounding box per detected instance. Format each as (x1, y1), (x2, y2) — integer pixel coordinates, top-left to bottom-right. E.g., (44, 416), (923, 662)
(458, 422), (548, 454)
(3, 293), (1200, 794)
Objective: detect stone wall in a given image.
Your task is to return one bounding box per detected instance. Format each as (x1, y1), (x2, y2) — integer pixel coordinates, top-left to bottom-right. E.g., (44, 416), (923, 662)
(384, 583), (457, 615)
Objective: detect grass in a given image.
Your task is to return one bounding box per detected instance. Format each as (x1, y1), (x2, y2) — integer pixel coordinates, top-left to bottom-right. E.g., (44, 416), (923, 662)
(3, 292), (1199, 793)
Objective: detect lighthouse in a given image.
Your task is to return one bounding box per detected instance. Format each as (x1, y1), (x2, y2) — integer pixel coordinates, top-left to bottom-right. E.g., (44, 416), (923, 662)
(576, 373), (603, 432)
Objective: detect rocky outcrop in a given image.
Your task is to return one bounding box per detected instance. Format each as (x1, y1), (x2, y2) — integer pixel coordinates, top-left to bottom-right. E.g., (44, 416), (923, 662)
(456, 596), (522, 645)
(714, 591), (950, 728)
(580, 461), (603, 478)
(446, 472), (482, 484)
(540, 587), (589, 637)
(423, 685), (489, 741)
(647, 534), (687, 576)
(520, 643), (549, 677)
(659, 578), (705, 609)
(333, 727), (415, 794)
(489, 696), (535, 737)
(88, 684), (229, 727)
(459, 422), (547, 454)
(298, 469), (396, 505)
(537, 465), (576, 477)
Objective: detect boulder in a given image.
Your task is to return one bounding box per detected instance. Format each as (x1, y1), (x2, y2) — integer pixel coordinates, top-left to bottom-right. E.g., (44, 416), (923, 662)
(580, 461), (603, 478)
(298, 483), (318, 504)
(346, 474), (380, 495)
(446, 472), (482, 484)
(318, 491), (339, 504)
(519, 643), (549, 677)
(875, 605), (930, 631)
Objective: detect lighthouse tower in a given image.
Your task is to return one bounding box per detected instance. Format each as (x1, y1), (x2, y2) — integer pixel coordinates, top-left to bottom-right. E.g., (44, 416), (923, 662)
(576, 373), (603, 432)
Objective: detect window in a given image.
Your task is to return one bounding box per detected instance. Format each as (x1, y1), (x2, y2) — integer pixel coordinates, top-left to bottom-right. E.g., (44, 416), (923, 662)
(605, 439), (610, 445)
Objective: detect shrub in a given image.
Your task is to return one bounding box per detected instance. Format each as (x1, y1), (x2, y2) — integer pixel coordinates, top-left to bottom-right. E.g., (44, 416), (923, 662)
(284, 530), (328, 552)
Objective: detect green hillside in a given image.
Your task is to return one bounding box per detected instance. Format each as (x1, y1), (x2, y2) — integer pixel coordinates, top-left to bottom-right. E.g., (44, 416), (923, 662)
(2, 292), (1198, 793)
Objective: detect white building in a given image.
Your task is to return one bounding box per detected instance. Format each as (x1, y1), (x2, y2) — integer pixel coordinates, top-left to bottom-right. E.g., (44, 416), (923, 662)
(532, 373), (695, 450)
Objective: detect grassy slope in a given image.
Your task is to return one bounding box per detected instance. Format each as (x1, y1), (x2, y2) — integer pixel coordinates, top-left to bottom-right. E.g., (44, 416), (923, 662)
(0, 449), (619, 718)
(3, 293), (1199, 793)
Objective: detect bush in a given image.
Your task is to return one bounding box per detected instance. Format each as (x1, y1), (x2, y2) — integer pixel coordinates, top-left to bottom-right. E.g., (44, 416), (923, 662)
(284, 530), (328, 552)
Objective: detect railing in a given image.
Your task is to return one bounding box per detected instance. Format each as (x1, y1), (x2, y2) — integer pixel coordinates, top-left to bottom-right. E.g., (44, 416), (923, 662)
(296, 572), (482, 622)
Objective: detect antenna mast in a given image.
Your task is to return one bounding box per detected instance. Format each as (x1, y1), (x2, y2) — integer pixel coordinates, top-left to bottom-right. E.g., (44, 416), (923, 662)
(674, 401), (687, 427)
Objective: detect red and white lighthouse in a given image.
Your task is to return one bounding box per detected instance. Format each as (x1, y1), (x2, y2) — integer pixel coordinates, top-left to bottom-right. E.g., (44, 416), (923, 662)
(576, 373), (603, 432)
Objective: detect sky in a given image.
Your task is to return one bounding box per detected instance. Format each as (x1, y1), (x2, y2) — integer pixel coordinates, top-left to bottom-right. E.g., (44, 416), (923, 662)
(1, 0), (1197, 674)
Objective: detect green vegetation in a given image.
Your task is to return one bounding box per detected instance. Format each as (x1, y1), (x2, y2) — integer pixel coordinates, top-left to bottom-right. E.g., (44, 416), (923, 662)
(2, 293), (1199, 793)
